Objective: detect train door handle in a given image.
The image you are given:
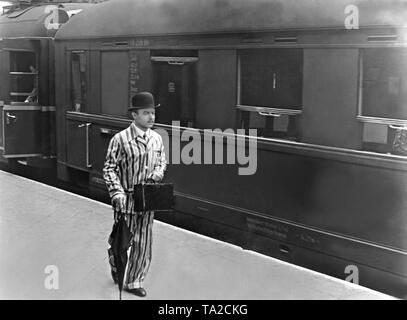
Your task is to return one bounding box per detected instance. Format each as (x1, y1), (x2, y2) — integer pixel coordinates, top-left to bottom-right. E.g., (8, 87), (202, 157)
(78, 122), (92, 168)
(272, 72), (277, 89)
(78, 122), (91, 128)
(168, 61), (185, 65)
(279, 244), (291, 255)
(258, 111), (281, 117)
(6, 112), (17, 124)
(100, 127), (118, 136)
(6, 112), (17, 125)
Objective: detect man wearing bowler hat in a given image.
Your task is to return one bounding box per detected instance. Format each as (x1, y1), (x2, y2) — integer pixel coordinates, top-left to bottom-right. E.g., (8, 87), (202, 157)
(103, 92), (167, 297)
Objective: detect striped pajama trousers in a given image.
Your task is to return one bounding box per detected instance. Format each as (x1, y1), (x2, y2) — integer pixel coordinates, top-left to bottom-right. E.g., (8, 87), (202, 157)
(108, 210), (154, 289)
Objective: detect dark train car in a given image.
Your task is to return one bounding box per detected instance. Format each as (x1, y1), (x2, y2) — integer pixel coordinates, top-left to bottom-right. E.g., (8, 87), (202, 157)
(54, 0), (407, 297)
(0, 0), (93, 174)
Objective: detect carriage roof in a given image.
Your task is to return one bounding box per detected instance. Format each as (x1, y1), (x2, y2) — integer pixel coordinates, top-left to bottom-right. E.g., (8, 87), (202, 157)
(55, 0), (407, 40)
(0, 2), (93, 38)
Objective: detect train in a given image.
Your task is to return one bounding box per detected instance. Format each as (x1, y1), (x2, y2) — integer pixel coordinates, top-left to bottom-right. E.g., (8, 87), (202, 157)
(1, 0), (406, 298)
(0, 0), (94, 176)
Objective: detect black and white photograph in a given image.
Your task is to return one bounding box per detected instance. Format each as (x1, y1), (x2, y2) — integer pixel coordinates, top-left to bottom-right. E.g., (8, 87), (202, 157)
(0, 0), (406, 306)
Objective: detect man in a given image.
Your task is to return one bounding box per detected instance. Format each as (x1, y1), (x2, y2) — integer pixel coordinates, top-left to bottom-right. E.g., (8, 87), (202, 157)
(103, 92), (167, 297)
(24, 65), (38, 103)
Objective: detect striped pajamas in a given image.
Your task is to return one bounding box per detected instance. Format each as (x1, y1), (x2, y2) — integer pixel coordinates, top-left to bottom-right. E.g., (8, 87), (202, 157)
(103, 122), (167, 289)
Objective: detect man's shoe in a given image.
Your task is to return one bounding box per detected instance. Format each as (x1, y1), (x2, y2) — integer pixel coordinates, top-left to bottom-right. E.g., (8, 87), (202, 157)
(125, 287), (147, 297)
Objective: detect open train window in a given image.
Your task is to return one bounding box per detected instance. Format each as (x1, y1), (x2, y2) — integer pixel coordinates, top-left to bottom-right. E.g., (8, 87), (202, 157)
(359, 48), (407, 156)
(151, 50), (198, 127)
(9, 51), (38, 103)
(70, 51), (87, 112)
(237, 49), (303, 140)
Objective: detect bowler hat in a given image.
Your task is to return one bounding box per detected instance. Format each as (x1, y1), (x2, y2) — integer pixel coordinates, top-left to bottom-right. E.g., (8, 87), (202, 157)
(129, 92), (160, 110)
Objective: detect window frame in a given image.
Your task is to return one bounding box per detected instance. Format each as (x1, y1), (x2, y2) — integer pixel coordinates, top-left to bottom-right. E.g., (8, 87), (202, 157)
(236, 49), (303, 116)
(357, 47), (407, 129)
(236, 49), (303, 141)
(98, 49), (130, 118)
(8, 49), (38, 104)
(68, 49), (88, 113)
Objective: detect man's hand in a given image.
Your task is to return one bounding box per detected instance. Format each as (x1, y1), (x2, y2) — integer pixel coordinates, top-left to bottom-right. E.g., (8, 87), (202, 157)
(112, 193), (126, 212)
(147, 173), (161, 183)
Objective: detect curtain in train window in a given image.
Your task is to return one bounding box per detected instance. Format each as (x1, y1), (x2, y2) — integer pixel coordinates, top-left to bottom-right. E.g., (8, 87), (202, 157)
(71, 52), (87, 112)
(361, 48), (407, 155)
(240, 110), (300, 141)
(9, 51), (38, 103)
(361, 121), (407, 156)
(362, 48), (407, 120)
(239, 49), (303, 141)
(101, 51), (129, 116)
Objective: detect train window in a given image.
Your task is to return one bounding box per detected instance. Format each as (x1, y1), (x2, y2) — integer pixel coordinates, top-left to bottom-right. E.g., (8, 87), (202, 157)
(238, 49), (303, 140)
(9, 51), (38, 103)
(100, 51), (129, 117)
(360, 48), (407, 155)
(70, 51), (87, 112)
(239, 49), (303, 110)
(151, 50), (198, 126)
(361, 48), (407, 120)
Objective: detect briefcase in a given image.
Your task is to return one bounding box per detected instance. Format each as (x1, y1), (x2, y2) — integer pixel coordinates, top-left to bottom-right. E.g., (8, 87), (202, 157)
(133, 183), (174, 211)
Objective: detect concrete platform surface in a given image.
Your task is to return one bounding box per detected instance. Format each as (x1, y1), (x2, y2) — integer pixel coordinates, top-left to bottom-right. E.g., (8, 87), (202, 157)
(0, 170), (396, 300)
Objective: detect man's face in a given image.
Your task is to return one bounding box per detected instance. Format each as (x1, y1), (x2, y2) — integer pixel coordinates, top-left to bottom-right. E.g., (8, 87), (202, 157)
(131, 108), (155, 129)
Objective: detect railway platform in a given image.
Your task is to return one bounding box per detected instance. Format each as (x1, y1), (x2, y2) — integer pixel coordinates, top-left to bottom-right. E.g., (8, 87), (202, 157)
(0, 170), (396, 300)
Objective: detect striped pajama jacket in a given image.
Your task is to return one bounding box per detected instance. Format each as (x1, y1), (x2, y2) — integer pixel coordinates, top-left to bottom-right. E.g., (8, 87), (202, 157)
(103, 121), (167, 289)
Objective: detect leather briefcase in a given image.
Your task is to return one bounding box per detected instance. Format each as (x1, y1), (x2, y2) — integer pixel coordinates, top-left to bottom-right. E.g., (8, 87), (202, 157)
(133, 183), (174, 211)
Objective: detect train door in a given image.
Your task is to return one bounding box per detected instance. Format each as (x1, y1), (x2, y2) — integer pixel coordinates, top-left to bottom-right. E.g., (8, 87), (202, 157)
(2, 39), (42, 158)
(151, 55), (197, 127)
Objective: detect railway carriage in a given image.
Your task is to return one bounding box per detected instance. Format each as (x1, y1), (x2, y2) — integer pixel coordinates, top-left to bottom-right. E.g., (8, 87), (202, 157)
(0, 0), (93, 174)
(2, 0), (407, 297)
